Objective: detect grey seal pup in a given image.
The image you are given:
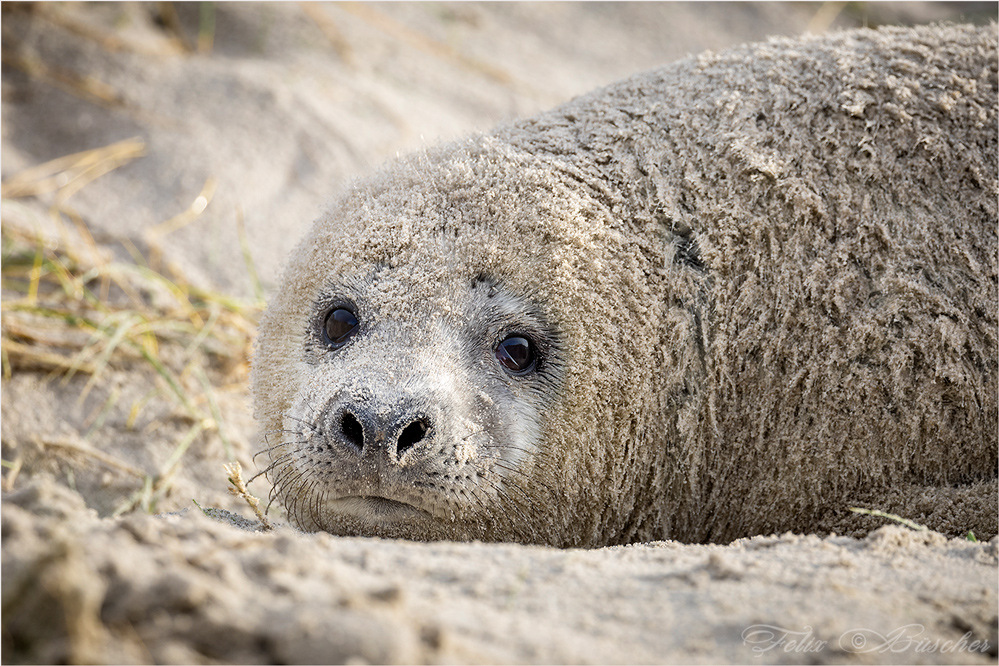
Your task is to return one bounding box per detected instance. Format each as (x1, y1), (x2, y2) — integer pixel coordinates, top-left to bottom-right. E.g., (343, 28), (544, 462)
(253, 24), (997, 547)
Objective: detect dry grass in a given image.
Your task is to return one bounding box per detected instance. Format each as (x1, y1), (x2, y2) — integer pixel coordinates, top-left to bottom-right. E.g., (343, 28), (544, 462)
(1, 139), (263, 514)
(848, 507), (929, 531)
(224, 461), (273, 530)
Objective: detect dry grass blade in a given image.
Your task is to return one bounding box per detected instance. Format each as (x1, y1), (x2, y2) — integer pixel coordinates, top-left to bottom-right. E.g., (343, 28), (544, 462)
(31, 3), (186, 57)
(156, 1), (194, 53)
(0, 51), (129, 114)
(1, 456), (25, 492)
(235, 207), (265, 303)
(225, 461), (273, 530)
(299, 2), (354, 64)
(36, 435), (145, 479)
(0, 137), (146, 200)
(1, 339), (98, 376)
(0, 317), (93, 351)
(848, 507), (929, 531)
(806, 1), (849, 34)
(147, 177), (218, 240)
(338, 2), (515, 86)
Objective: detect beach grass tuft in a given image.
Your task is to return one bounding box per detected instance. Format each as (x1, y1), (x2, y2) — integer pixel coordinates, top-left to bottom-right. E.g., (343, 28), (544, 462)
(1, 139), (264, 511)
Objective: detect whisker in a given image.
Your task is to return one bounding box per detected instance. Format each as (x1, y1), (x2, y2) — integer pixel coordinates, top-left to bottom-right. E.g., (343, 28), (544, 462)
(268, 460), (306, 507)
(283, 413), (322, 434)
(252, 444), (302, 470)
(249, 453), (299, 484)
(493, 459), (559, 499)
(477, 476), (540, 543)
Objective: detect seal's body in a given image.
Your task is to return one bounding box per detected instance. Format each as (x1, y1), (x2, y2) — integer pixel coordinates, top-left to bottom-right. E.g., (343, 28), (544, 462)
(253, 25), (997, 547)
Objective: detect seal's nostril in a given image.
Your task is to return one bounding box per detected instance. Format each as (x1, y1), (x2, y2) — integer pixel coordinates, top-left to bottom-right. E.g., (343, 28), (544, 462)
(397, 419), (428, 455)
(340, 412), (364, 451)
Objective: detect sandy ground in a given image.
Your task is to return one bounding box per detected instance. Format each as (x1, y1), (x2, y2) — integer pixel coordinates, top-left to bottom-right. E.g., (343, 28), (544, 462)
(2, 2), (997, 664)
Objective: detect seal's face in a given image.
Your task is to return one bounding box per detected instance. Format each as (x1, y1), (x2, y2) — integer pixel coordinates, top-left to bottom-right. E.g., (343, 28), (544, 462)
(255, 139), (641, 545)
(269, 262), (565, 542)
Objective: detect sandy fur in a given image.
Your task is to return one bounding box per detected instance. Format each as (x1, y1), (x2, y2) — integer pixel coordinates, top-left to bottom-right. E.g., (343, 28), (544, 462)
(254, 24), (997, 547)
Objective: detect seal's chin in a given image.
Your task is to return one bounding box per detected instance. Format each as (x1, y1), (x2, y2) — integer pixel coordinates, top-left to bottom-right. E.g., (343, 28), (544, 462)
(328, 496), (432, 523)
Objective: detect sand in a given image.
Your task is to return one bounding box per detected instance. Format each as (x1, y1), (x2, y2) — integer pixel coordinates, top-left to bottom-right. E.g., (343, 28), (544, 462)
(2, 3), (997, 663)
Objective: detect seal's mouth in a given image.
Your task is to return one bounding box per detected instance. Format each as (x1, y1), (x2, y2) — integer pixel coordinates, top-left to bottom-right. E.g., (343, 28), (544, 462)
(329, 495), (432, 523)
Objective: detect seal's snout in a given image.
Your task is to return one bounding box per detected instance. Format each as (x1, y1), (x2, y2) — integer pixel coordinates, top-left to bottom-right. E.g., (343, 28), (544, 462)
(335, 400), (431, 459)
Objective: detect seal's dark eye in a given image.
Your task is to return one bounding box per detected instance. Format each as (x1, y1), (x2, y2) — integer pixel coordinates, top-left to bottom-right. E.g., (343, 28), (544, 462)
(495, 336), (536, 375)
(322, 308), (358, 348)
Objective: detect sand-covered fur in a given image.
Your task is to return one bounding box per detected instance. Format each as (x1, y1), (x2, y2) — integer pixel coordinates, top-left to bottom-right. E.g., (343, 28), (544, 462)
(254, 24), (997, 547)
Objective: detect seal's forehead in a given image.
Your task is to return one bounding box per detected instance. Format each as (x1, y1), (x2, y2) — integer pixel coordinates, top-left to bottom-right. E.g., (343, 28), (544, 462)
(303, 139), (606, 295)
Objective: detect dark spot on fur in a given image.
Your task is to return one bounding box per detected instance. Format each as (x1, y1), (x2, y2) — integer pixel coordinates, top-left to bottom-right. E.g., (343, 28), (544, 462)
(471, 273), (499, 297)
(672, 232), (706, 272)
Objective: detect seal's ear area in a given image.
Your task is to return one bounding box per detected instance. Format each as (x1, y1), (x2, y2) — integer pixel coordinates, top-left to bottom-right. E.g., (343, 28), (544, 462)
(670, 231), (705, 272)
(471, 273), (500, 298)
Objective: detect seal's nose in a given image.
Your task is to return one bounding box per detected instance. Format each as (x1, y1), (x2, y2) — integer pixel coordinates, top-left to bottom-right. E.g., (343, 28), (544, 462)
(336, 402), (430, 459)
(396, 419), (429, 454)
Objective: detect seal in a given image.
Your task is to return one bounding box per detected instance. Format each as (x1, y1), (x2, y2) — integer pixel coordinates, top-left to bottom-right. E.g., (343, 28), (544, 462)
(253, 24), (998, 547)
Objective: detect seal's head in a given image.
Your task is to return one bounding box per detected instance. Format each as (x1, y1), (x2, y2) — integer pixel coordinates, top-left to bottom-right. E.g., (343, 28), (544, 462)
(274, 258), (566, 543)
(252, 136), (698, 546)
